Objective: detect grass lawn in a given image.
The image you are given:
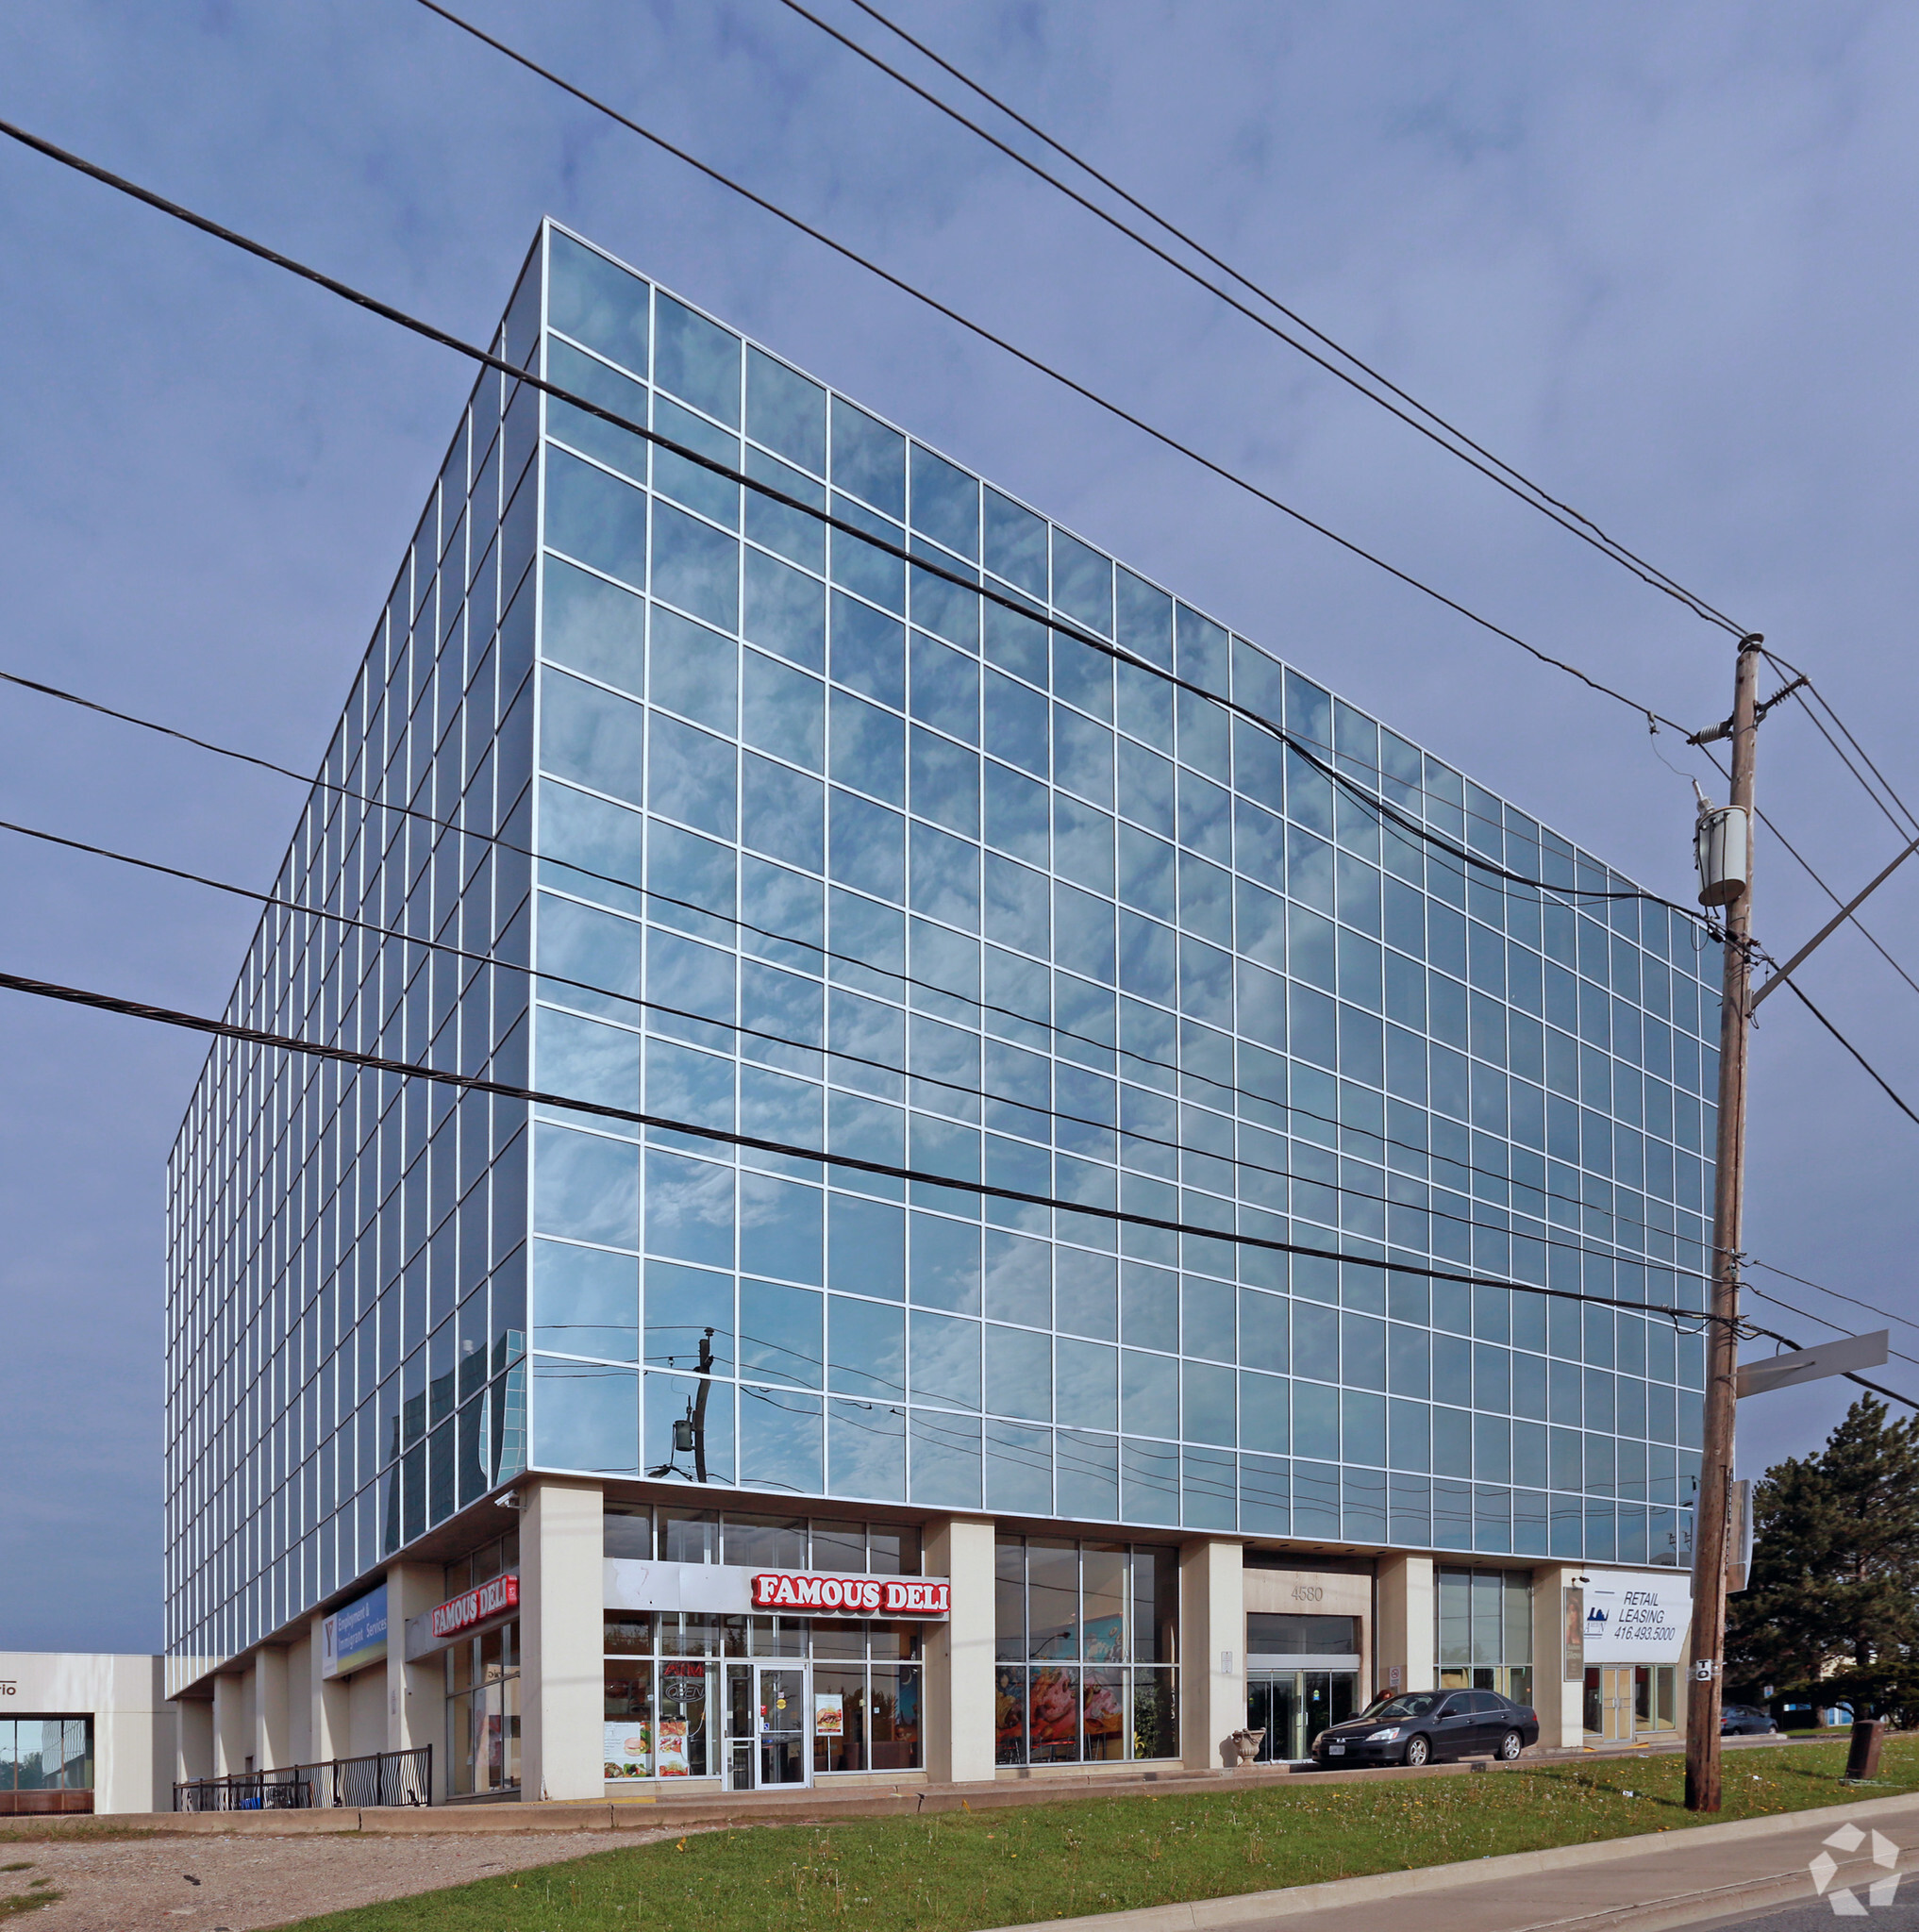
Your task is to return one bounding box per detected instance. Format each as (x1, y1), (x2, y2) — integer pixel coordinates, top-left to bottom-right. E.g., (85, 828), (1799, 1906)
(283, 1739), (1919, 1932)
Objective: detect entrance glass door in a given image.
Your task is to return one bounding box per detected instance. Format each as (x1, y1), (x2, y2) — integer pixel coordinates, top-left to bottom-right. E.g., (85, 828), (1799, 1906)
(755, 1666), (809, 1787)
(1246, 1672), (1356, 1760)
(1246, 1674), (1297, 1761)
(1583, 1667), (1635, 1742)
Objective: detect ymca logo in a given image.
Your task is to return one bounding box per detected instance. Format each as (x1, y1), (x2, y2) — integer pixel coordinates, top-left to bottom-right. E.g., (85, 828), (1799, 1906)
(1810, 1824), (1901, 1916)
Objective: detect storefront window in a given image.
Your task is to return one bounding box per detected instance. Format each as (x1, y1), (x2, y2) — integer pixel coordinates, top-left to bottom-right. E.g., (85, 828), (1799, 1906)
(993, 1536), (1178, 1766)
(0, 1720), (92, 1795)
(603, 1612), (923, 1780)
(443, 1532), (521, 1797)
(1435, 1567), (1532, 1705)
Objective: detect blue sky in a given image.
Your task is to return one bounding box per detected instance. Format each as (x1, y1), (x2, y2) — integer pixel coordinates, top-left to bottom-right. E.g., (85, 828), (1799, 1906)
(4, 1), (1916, 1652)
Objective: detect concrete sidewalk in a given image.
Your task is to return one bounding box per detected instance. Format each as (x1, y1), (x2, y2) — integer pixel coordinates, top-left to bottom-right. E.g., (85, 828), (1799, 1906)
(977, 1789), (1919, 1932)
(0, 1733), (1813, 1840)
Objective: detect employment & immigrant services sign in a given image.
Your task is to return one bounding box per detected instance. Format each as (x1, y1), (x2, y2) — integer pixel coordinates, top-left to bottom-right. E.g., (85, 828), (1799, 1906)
(1580, 1570), (1692, 1665)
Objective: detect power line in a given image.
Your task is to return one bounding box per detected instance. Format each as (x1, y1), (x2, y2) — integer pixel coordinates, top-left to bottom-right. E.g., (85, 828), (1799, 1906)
(1766, 964), (1919, 1131)
(0, 663), (1730, 1192)
(394, 13), (1706, 728)
(1695, 736), (1919, 1009)
(2, 959), (1735, 1335)
(1744, 1254), (1919, 1346)
(782, 0), (1747, 639)
(1740, 1285), (1919, 1374)
(0, 113), (1716, 922)
(1764, 652), (1919, 841)
(1, 810), (1714, 1284)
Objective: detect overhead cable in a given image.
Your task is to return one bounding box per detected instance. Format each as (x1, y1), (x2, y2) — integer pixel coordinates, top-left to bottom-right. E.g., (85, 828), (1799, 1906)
(1740, 1285), (1919, 1374)
(1696, 737), (1919, 1008)
(1766, 966), (1919, 1131)
(0, 959), (1742, 1335)
(780, 0), (1746, 637)
(0, 809), (1711, 1281)
(1739, 1316), (1918, 1413)
(0, 669), (1729, 1230)
(388, 19), (1703, 725)
(0, 118), (1718, 921)
(1743, 1254), (1919, 1345)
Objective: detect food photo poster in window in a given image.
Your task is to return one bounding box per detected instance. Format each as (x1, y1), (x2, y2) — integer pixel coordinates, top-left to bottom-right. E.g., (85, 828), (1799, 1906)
(814, 1693), (844, 1737)
(604, 1723), (651, 1780)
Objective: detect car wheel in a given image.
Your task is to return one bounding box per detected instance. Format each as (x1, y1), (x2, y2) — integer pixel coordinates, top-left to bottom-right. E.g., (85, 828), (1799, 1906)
(1404, 1734), (1431, 1768)
(1497, 1730), (1524, 1761)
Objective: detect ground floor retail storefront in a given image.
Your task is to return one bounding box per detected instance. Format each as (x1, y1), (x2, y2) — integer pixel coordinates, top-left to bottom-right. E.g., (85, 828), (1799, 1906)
(173, 1481), (1694, 1799)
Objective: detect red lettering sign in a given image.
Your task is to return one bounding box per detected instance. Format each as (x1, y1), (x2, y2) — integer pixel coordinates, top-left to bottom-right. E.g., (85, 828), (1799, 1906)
(748, 1572), (949, 1618)
(428, 1571), (520, 1641)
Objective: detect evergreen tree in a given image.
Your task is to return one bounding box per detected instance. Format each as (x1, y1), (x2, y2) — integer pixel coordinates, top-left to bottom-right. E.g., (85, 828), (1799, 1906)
(1727, 1396), (1919, 1723)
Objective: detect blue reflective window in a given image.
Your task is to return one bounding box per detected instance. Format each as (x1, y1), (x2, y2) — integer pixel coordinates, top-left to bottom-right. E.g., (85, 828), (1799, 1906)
(910, 728), (980, 837)
(828, 1293), (906, 1397)
(743, 550), (825, 671)
(827, 791), (905, 903)
(1054, 708), (1113, 805)
(544, 557), (645, 696)
(909, 633), (979, 742)
(1118, 826), (1176, 922)
(984, 669), (1048, 777)
(652, 503), (738, 631)
(740, 1280), (823, 1389)
(1052, 530), (1112, 636)
(648, 714), (736, 840)
(540, 670), (645, 807)
(910, 444), (979, 560)
(655, 294), (740, 427)
(741, 754), (823, 873)
(545, 450), (646, 590)
(741, 651), (824, 772)
(831, 397), (906, 519)
(830, 594), (906, 708)
(830, 691), (904, 806)
(747, 347), (826, 473)
(546, 341), (649, 485)
(909, 824), (980, 928)
(983, 490), (1047, 597)
(549, 232), (650, 375)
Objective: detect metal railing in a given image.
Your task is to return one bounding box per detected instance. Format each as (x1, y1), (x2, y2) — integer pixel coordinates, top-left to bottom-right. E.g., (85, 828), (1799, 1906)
(174, 1744), (431, 1811)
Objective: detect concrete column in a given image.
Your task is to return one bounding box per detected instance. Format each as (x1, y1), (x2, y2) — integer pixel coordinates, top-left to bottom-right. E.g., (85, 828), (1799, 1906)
(309, 1611), (351, 1764)
(520, 1478), (604, 1802)
(1178, 1538), (1243, 1772)
(176, 1696), (215, 1785)
(924, 1517), (996, 1784)
(386, 1560), (445, 1797)
(254, 1647), (292, 1772)
(1375, 1555), (1435, 1696)
(210, 1670), (249, 1776)
(1531, 1564), (1585, 1749)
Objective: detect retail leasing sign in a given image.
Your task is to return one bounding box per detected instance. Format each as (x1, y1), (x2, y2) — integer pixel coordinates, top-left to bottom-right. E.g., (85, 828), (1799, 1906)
(1580, 1569), (1692, 1664)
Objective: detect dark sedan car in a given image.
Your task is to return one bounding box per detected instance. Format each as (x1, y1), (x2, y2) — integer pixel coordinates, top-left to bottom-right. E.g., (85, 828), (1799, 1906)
(1721, 1703), (1780, 1736)
(1310, 1689), (1540, 1767)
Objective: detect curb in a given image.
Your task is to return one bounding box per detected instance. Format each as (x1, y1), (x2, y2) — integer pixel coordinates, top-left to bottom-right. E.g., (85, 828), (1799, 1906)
(972, 1788), (1919, 1932)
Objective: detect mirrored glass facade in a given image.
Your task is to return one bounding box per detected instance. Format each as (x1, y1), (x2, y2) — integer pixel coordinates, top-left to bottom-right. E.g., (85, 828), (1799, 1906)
(165, 221), (1710, 1690)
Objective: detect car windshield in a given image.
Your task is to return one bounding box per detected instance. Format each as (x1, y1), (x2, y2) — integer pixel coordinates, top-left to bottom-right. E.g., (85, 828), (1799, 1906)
(1359, 1692), (1443, 1720)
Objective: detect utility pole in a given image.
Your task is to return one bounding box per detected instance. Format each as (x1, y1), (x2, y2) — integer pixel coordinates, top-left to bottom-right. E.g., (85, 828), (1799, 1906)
(1685, 634), (1763, 1814)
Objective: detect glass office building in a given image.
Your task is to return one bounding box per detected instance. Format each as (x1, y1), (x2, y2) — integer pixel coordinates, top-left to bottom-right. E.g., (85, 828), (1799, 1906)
(163, 221), (1708, 1795)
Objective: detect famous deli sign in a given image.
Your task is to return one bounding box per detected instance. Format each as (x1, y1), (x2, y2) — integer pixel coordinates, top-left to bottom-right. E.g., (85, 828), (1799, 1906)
(748, 1572), (950, 1617)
